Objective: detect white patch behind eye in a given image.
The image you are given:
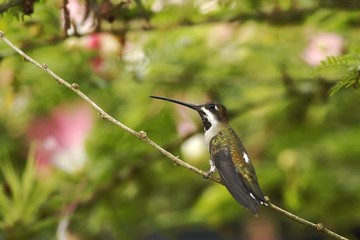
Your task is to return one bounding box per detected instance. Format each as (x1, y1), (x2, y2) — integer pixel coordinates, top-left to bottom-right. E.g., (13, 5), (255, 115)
(201, 107), (217, 125)
(203, 107), (220, 149)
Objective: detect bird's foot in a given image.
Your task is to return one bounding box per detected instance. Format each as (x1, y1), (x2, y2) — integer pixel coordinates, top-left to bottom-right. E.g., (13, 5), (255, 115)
(203, 159), (216, 179)
(203, 170), (213, 179)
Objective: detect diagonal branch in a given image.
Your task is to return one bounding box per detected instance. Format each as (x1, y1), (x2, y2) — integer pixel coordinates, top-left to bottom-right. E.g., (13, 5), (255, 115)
(0, 31), (349, 240)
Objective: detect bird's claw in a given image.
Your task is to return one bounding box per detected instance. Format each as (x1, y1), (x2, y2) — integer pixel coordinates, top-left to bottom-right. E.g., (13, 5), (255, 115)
(203, 171), (213, 179)
(203, 159), (216, 179)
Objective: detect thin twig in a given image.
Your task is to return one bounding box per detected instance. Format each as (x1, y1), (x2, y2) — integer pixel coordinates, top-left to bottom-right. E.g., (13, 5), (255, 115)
(0, 30), (219, 184)
(0, 31), (349, 240)
(266, 197), (348, 240)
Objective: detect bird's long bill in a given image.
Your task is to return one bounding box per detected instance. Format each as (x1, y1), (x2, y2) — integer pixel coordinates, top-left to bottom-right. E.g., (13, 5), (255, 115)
(150, 96), (200, 111)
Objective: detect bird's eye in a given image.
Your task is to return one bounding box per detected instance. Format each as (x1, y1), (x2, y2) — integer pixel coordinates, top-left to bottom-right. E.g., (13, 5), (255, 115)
(208, 104), (215, 109)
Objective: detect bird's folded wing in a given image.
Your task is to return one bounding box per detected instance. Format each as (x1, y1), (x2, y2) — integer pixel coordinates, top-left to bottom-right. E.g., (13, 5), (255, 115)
(212, 149), (259, 215)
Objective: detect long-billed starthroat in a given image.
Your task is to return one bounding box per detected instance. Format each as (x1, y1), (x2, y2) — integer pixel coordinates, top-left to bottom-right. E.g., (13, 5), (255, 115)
(150, 96), (268, 215)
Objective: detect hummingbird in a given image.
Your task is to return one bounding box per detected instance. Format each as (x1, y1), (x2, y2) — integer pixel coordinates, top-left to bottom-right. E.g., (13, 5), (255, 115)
(150, 96), (268, 215)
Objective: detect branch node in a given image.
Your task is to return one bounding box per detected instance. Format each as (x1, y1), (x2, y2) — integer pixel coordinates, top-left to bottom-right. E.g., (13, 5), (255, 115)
(138, 130), (147, 139)
(42, 63), (48, 69)
(72, 83), (79, 89)
(98, 112), (106, 119)
(316, 223), (324, 231)
(171, 156), (180, 166)
(264, 195), (271, 204)
(0, 31), (4, 37)
(23, 57), (29, 62)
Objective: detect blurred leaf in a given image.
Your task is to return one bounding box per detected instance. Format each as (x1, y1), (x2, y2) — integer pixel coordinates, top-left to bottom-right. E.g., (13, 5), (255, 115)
(313, 54), (360, 95)
(0, 149), (57, 237)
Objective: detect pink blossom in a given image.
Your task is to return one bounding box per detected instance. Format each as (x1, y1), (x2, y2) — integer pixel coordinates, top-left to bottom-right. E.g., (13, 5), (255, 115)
(64, 33), (122, 76)
(86, 33), (102, 50)
(302, 32), (344, 66)
(27, 103), (93, 175)
(84, 33), (122, 56)
(62, 0), (97, 35)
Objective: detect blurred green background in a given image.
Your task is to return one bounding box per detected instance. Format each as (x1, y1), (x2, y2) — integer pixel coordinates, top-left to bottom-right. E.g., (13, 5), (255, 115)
(0, 0), (360, 239)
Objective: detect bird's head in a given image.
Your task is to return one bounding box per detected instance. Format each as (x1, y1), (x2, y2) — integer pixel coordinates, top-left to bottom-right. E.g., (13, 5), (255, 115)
(150, 96), (228, 131)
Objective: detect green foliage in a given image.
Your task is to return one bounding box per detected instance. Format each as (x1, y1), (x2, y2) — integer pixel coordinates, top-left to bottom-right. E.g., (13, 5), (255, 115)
(0, 150), (57, 239)
(1, 0), (360, 239)
(314, 54), (360, 96)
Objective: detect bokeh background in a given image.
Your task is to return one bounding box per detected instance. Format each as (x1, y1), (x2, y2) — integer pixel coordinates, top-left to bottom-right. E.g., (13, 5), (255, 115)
(0, 0), (360, 239)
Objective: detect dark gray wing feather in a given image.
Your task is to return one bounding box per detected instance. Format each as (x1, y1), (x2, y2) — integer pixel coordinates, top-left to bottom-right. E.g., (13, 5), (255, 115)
(212, 149), (259, 215)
